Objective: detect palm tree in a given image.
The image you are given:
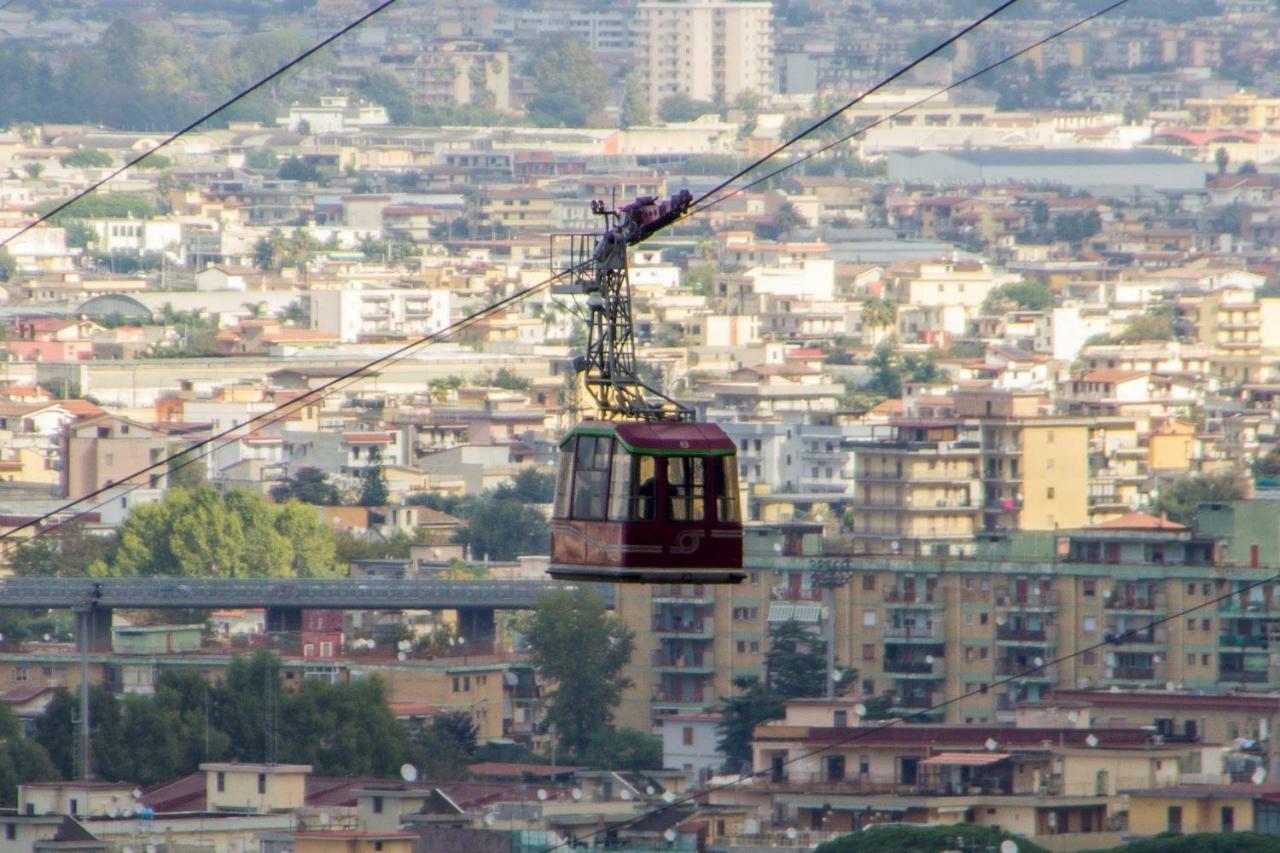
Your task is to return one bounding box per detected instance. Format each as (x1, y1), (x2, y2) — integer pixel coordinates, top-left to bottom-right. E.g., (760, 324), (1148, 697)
(862, 296), (896, 340)
(771, 201), (805, 238)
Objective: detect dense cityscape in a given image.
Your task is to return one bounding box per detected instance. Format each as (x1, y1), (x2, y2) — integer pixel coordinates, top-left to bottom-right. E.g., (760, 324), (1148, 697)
(1, 0), (1280, 850)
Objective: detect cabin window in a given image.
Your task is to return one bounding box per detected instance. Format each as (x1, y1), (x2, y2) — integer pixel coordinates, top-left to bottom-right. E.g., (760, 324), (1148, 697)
(714, 456), (741, 522)
(611, 453), (656, 521)
(667, 457), (706, 521)
(553, 444), (573, 518)
(571, 435), (612, 520)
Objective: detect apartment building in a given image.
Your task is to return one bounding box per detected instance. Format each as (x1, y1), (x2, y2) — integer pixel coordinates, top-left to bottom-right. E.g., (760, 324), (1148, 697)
(635, 0), (773, 110)
(616, 500), (1280, 731)
(308, 285), (452, 343)
(846, 390), (1090, 556)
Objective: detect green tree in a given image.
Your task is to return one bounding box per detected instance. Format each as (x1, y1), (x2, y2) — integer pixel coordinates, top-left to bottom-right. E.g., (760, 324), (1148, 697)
(1051, 210), (1102, 246)
(357, 70), (414, 125)
(431, 711), (479, 755)
(1114, 308), (1175, 343)
(765, 619), (828, 699)
(1107, 833), (1280, 853)
(63, 221), (97, 250)
(519, 588), (634, 758)
(861, 296), (896, 335)
(456, 493), (548, 561)
(814, 824), (1050, 853)
(273, 501), (339, 577)
(495, 468), (556, 504)
(10, 521), (114, 578)
(619, 75), (649, 128)
(270, 467), (340, 505)
(524, 34), (608, 127)
(985, 280), (1054, 312)
(358, 447), (391, 507)
(658, 93), (719, 122)
(59, 148), (113, 168)
(1254, 446), (1280, 478)
(1216, 146), (1230, 175)
(1155, 472), (1247, 525)
(716, 675), (784, 772)
(278, 157), (320, 183)
(476, 367), (531, 392)
(581, 727), (662, 770)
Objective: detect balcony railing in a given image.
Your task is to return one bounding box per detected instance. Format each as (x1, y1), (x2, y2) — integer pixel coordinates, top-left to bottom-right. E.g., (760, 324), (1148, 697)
(1219, 634), (1269, 648)
(995, 626), (1048, 643)
(995, 589), (1058, 607)
(1104, 593), (1166, 611)
(652, 619), (709, 634)
(883, 624), (938, 639)
(651, 651), (712, 669)
(1220, 669), (1269, 683)
(995, 659), (1054, 677)
(1110, 665), (1157, 680)
(652, 584), (711, 600)
(884, 589), (946, 605)
(883, 659), (940, 675)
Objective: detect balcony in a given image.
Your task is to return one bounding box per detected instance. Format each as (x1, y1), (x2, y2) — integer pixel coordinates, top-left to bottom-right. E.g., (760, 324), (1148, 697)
(995, 625), (1048, 643)
(884, 623), (938, 640)
(884, 589), (946, 606)
(651, 651), (715, 672)
(883, 658), (943, 675)
(995, 590), (1058, 609)
(895, 695), (937, 709)
(1220, 669), (1269, 683)
(1104, 592), (1166, 611)
(652, 584), (714, 602)
(995, 659), (1054, 678)
(1110, 665), (1157, 680)
(652, 618), (711, 636)
(1220, 634), (1269, 648)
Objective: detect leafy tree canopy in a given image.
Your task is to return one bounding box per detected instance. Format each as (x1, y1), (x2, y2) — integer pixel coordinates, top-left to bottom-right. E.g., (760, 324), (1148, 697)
(985, 280), (1054, 312)
(524, 33), (607, 127)
(815, 824), (1049, 853)
(1155, 471), (1247, 525)
(60, 148), (113, 168)
(659, 94), (719, 123)
(519, 588), (634, 757)
(581, 727), (662, 771)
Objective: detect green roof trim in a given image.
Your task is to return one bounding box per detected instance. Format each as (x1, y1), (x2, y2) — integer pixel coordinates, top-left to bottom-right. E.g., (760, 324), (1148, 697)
(559, 426), (736, 458)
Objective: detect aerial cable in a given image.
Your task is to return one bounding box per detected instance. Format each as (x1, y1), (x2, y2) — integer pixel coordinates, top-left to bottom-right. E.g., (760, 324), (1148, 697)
(0, 0), (404, 251)
(0, 261), (584, 550)
(7, 0), (1118, 551)
(687, 0), (1026, 211)
(685, 0), (1133, 219)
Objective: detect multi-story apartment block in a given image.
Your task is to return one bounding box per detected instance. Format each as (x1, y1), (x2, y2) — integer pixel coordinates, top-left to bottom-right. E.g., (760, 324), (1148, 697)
(617, 499), (1280, 732)
(308, 285), (452, 343)
(635, 0), (773, 111)
(847, 390), (1090, 556)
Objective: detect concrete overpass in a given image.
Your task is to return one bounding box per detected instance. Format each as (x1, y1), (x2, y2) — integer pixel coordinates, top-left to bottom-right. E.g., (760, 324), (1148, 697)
(0, 577), (614, 650)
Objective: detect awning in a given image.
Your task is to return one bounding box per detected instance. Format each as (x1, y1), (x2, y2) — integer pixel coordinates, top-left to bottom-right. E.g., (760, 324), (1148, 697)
(920, 752), (1010, 767)
(768, 603), (823, 624)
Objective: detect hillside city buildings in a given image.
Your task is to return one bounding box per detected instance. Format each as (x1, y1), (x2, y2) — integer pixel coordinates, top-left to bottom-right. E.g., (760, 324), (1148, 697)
(5, 0), (1280, 849)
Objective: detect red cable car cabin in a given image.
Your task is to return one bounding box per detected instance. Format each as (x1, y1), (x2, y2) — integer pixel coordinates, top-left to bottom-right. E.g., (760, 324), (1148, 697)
(549, 420), (745, 584)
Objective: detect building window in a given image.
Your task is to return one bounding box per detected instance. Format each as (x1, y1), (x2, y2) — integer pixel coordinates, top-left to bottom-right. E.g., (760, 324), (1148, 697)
(1046, 487), (1055, 499)
(5, 823), (14, 840)
(862, 644), (875, 661)
(217, 772), (225, 792)
(373, 796), (384, 814)
(1083, 616), (1097, 633)
(1167, 805), (1182, 833)
(15, 667), (27, 683)
(863, 610), (877, 627)
(1083, 580), (1096, 597)
(69, 799), (78, 815)
(834, 711), (847, 727)
(1187, 653), (1196, 666)
(862, 575), (875, 591)
(683, 727), (694, 746)
(258, 774), (266, 794)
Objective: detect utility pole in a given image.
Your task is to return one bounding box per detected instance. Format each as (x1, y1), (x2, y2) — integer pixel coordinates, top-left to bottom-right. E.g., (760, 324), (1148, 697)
(814, 568), (856, 699)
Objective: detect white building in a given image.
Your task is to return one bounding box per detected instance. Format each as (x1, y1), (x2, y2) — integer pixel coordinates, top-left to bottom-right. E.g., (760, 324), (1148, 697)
(87, 218), (182, 255)
(661, 712), (723, 785)
(309, 285), (452, 343)
(635, 0), (773, 110)
(744, 259), (835, 302)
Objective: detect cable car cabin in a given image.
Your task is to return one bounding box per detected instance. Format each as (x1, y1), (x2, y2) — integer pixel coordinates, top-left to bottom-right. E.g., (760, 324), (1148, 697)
(550, 420), (745, 584)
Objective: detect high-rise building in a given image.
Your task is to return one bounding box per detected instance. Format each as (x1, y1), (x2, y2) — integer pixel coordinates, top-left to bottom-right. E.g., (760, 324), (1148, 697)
(635, 0), (773, 113)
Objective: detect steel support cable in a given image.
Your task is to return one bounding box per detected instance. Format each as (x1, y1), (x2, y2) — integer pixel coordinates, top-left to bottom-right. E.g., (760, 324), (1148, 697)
(683, 0), (1133, 221)
(0, 0), (404, 251)
(0, 261), (583, 552)
(687, 0), (1025, 211)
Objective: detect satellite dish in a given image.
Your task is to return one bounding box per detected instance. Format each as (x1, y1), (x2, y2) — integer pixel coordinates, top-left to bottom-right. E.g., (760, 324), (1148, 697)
(785, 827), (799, 840)
(318, 813), (330, 826)
(484, 812), (497, 827)
(645, 785), (655, 796)
(131, 789), (141, 799)
(662, 791), (676, 804)
(1086, 734), (1100, 748)
(397, 651), (407, 661)
(663, 829), (677, 842)
(854, 703), (867, 718)
(985, 738), (999, 751)
(1109, 685), (1120, 693)
(1166, 682), (1177, 692)
(1001, 841), (1020, 853)
(831, 670), (843, 682)
(1067, 712), (1079, 723)
(1255, 767), (1268, 785)
(537, 789), (549, 801)
(398, 639), (412, 652)
(1033, 657), (1044, 668)
(621, 789), (634, 801)
(924, 654), (934, 665)
(42, 634), (50, 642)
(107, 808), (118, 819)
(400, 764), (418, 782)
(571, 788), (583, 801)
